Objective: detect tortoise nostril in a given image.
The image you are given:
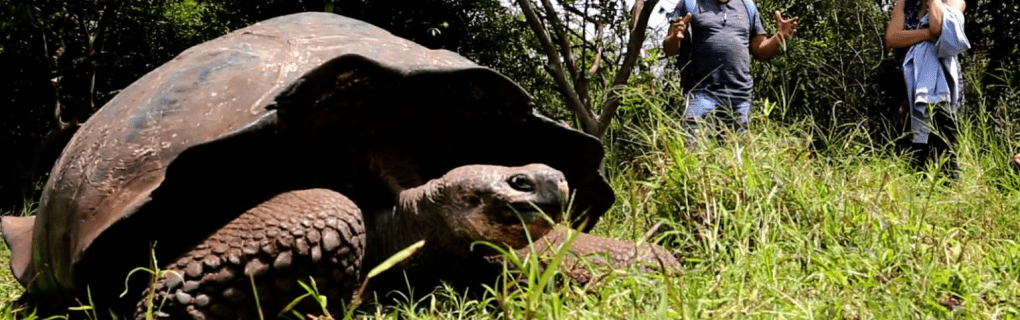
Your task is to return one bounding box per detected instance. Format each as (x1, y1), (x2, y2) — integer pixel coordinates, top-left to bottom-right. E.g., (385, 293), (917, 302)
(507, 174), (534, 192)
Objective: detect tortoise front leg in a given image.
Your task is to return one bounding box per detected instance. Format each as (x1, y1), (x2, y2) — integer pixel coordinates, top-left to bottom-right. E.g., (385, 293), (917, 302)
(517, 226), (680, 285)
(136, 189), (366, 320)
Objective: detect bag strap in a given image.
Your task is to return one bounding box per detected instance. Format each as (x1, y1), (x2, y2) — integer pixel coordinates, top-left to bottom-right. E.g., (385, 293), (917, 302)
(684, 0), (698, 15)
(743, 0), (757, 30)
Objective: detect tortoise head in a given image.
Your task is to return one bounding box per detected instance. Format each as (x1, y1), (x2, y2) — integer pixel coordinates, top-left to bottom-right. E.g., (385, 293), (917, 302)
(409, 164), (569, 251)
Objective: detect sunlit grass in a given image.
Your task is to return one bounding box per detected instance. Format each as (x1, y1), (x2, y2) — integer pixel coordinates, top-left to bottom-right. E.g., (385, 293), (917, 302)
(0, 206), (26, 309)
(0, 242), (23, 310)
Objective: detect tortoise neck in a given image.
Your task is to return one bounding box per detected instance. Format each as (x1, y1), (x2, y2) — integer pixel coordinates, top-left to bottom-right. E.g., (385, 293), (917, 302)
(365, 179), (448, 270)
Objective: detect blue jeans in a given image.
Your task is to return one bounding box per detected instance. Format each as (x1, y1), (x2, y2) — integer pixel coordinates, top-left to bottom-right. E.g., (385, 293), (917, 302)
(683, 91), (751, 146)
(685, 91), (752, 125)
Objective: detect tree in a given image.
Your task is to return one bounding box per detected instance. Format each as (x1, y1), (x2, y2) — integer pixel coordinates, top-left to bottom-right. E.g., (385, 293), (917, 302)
(0, 0), (229, 212)
(514, 0), (658, 138)
(963, 0), (1019, 119)
(1, 0), (142, 210)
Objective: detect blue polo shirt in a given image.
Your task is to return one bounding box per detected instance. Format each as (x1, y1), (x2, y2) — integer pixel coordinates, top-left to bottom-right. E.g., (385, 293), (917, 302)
(677, 0), (766, 102)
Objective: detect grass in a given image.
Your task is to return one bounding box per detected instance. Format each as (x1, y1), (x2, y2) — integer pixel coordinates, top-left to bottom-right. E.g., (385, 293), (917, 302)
(2, 92), (1020, 319)
(0, 209), (26, 316)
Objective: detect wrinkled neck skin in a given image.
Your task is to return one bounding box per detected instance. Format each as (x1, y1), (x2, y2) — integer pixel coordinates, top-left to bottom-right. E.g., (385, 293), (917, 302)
(365, 180), (439, 268)
(363, 179), (496, 291)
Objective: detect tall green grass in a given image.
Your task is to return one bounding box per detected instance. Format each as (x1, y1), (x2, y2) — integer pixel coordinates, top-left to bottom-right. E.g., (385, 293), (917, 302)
(2, 84), (1019, 319)
(598, 81), (1020, 318)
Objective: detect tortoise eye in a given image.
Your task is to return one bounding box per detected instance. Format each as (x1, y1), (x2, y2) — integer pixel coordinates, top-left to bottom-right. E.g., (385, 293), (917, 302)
(507, 174), (534, 192)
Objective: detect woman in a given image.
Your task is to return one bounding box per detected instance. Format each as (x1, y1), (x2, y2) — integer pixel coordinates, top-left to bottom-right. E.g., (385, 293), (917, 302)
(884, 0), (968, 168)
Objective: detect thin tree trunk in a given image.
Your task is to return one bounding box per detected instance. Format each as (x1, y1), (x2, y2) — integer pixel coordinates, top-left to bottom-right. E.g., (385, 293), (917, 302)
(594, 0), (657, 138)
(516, 0), (598, 133)
(516, 0), (658, 138)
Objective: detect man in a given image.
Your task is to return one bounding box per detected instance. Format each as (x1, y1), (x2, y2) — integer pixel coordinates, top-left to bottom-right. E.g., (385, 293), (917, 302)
(663, 0), (798, 142)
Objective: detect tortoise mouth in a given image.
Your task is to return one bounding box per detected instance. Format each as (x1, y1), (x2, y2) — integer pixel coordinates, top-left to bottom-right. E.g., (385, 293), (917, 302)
(507, 201), (563, 225)
(470, 202), (559, 250)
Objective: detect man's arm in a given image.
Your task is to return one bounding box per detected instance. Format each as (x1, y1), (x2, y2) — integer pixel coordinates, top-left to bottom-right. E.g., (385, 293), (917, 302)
(750, 11), (798, 61)
(663, 14), (692, 57)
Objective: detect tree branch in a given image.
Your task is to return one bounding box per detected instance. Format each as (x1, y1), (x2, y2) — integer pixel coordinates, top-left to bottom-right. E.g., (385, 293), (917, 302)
(576, 0), (591, 106)
(595, 0), (657, 137)
(516, 0), (597, 132)
(540, 0), (579, 84)
(564, 27), (614, 64)
(541, 0), (593, 108)
(589, 21), (605, 74)
(556, 0), (604, 26)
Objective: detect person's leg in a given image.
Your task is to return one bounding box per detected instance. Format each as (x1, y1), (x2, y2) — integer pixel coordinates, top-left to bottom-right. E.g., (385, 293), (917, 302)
(909, 102), (961, 173)
(929, 103), (959, 173)
(933, 103), (959, 148)
(684, 91), (721, 148)
(908, 102), (932, 170)
(733, 99), (752, 133)
(909, 102), (932, 145)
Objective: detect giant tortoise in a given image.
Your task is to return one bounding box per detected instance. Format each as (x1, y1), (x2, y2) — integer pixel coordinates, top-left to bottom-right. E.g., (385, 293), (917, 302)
(1, 12), (677, 318)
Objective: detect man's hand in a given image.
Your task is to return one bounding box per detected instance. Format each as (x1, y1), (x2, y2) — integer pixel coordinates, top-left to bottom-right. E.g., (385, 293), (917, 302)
(751, 11), (800, 60)
(774, 11), (799, 41)
(663, 13), (692, 56)
(668, 13), (693, 41)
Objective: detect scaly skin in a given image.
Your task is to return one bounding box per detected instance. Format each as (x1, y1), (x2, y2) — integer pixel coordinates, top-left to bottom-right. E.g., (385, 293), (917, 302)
(136, 189), (365, 320)
(517, 226), (681, 285)
(138, 164), (567, 319)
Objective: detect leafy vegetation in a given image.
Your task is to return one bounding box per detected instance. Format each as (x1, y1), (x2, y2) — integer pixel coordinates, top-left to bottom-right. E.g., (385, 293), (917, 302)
(2, 0), (1019, 318)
